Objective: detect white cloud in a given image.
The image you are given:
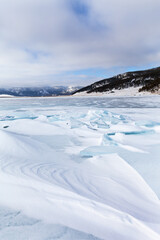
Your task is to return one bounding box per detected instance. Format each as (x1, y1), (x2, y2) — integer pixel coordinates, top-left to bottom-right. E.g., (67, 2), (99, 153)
(0, 0), (160, 86)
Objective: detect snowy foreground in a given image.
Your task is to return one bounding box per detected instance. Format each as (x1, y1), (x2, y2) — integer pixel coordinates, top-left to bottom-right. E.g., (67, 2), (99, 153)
(0, 96), (160, 240)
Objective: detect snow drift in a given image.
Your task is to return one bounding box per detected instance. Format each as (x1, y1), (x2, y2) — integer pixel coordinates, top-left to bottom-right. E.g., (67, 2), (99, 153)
(0, 96), (160, 240)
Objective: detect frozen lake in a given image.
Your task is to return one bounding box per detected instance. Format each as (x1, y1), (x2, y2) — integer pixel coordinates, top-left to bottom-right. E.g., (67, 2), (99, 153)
(1, 95), (160, 109)
(0, 96), (160, 240)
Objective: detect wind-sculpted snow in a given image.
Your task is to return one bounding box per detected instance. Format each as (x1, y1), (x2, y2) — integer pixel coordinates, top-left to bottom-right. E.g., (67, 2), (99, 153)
(0, 97), (160, 240)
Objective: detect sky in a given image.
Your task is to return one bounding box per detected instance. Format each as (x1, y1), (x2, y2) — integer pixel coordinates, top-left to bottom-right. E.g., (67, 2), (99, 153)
(0, 0), (160, 87)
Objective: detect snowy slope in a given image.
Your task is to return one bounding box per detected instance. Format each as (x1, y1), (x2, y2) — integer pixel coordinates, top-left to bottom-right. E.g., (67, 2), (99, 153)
(0, 96), (160, 240)
(74, 66), (160, 95)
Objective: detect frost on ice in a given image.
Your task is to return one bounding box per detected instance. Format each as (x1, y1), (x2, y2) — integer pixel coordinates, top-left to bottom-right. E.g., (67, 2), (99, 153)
(0, 96), (160, 240)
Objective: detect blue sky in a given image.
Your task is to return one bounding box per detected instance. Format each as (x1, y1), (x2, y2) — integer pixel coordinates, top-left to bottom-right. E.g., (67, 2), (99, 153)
(0, 0), (160, 87)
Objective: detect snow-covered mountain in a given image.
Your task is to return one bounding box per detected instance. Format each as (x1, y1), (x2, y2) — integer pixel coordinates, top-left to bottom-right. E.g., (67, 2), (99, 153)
(74, 67), (160, 95)
(0, 86), (81, 97)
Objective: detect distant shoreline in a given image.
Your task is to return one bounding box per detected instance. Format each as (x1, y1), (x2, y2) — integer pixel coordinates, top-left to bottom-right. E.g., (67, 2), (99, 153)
(0, 86), (160, 99)
(0, 85), (159, 99)
(0, 93), (160, 99)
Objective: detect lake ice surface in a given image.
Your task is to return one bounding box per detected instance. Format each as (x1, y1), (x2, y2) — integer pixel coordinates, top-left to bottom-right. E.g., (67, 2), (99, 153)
(0, 96), (160, 240)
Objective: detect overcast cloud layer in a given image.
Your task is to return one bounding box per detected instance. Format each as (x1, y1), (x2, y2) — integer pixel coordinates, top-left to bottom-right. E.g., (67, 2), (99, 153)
(0, 0), (160, 87)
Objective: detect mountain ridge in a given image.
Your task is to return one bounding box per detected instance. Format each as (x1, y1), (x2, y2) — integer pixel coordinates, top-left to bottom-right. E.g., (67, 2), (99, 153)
(0, 86), (81, 97)
(73, 66), (160, 95)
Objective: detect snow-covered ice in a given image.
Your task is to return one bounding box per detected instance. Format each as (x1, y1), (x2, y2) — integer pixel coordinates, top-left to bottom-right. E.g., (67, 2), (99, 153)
(0, 96), (160, 240)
